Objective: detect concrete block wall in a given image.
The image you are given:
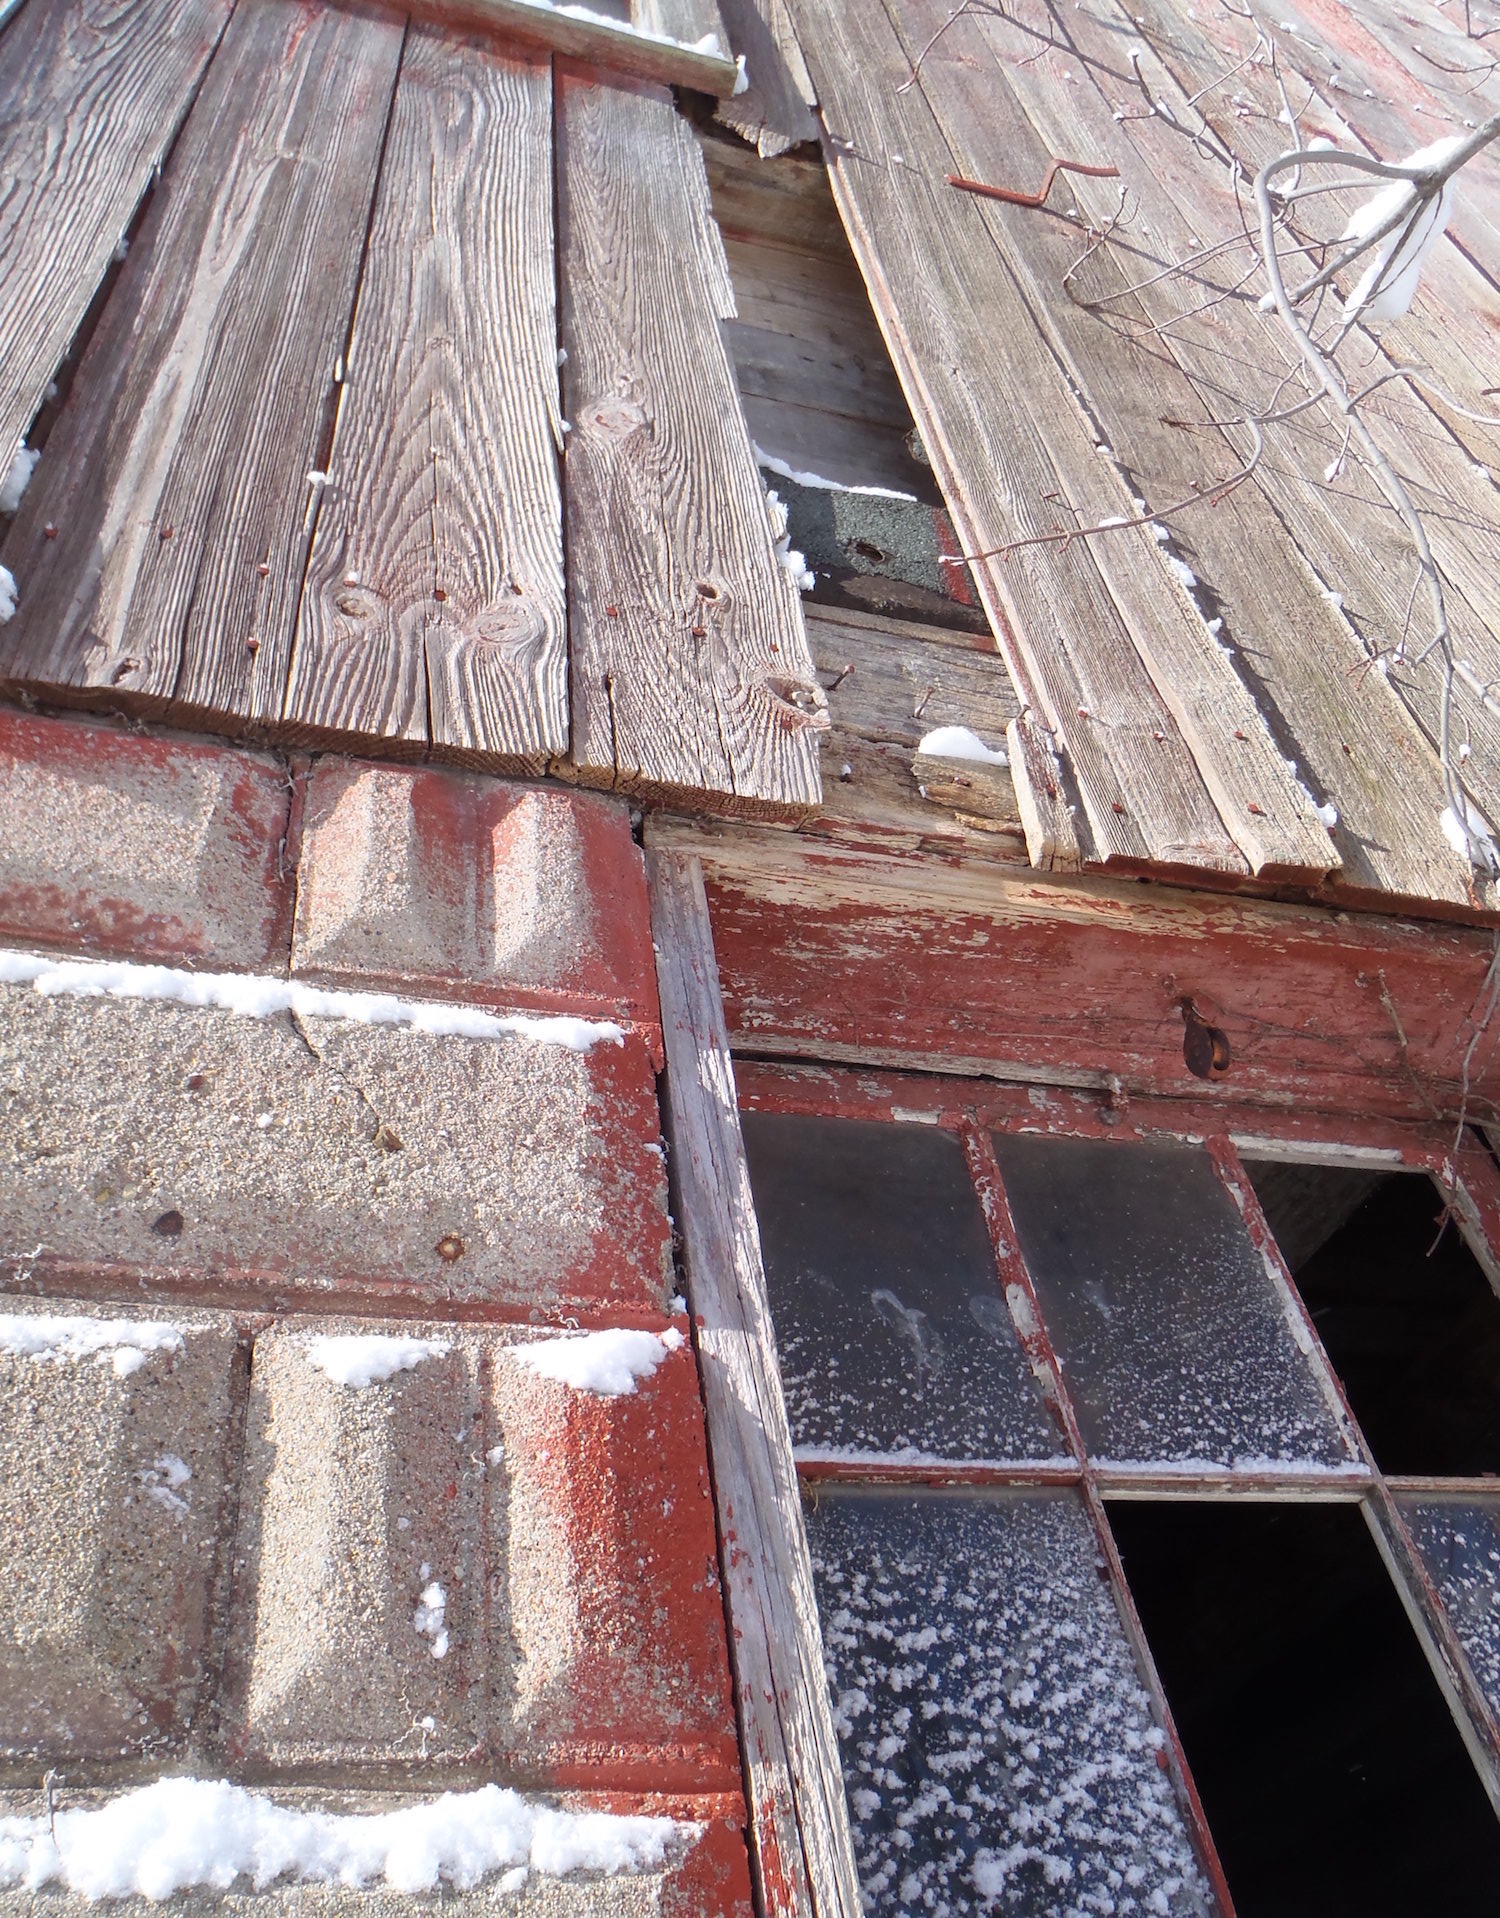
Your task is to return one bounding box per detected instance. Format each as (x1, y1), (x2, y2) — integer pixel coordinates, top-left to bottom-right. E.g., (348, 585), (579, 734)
(0, 710), (750, 1915)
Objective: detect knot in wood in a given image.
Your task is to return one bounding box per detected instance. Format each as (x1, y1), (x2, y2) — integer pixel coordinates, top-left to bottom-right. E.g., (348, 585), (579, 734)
(472, 595), (547, 661)
(587, 392), (649, 441)
(331, 582), (386, 626)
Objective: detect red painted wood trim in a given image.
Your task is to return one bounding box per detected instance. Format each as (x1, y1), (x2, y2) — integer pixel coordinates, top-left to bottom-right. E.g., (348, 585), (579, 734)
(734, 1057), (1453, 1167)
(687, 835), (1500, 1122)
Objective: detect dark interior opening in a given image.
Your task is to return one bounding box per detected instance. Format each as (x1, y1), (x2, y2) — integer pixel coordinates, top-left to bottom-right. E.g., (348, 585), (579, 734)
(1108, 1500), (1500, 1917)
(1247, 1163), (1500, 1476)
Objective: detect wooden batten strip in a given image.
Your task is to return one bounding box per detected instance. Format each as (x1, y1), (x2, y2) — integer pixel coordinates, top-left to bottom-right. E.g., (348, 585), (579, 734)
(0, 0), (404, 730)
(283, 29), (565, 768)
(785, 0), (1247, 874)
(557, 68), (825, 818)
(0, 0), (234, 482)
(714, 0), (820, 158)
(648, 846), (863, 1918)
(1007, 715), (1084, 872)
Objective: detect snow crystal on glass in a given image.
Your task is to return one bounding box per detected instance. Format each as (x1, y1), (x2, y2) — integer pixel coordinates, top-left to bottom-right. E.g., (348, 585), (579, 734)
(993, 1136), (1353, 1470)
(742, 1114), (1062, 1463)
(1401, 1497), (1500, 1713)
(808, 1490), (1213, 1916)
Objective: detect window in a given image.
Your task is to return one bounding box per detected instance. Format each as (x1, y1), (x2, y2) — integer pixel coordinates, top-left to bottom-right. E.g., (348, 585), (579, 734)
(738, 1070), (1500, 1916)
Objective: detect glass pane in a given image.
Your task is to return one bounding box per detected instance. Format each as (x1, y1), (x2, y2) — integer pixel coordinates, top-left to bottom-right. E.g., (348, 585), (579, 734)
(993, 1135), (1355, 1470)
(807, 1489), (1214, 1916)
(742, 1113), (1061, 1463)
(1399, 1496), (1500, 1718)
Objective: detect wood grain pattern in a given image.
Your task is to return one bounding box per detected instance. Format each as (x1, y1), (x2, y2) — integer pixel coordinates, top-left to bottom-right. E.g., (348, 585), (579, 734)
(964, 0), (1480, 907)
(0, 0), (232, 487)
(0, 0), (404, 730)
(1007, 714), (1085, 872)
(284, 29), (565, 768)
(557, 69), (825, 818)
(786, 0), (1248, 874)
(648, 846), (864, 1918)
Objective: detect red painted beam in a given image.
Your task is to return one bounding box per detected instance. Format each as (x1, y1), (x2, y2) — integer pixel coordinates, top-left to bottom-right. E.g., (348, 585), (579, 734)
(683, 832), (1500, 1122)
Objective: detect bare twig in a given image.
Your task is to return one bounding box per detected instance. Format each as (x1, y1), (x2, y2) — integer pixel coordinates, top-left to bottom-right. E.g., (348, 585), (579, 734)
(947, 158), (1121, 209)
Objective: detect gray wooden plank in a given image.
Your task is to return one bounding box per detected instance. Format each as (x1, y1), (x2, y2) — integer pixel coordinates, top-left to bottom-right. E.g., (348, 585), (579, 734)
(0, 0), (404, 728)
(284, 28), (565, 768)
(787, 0), (1250, 873)
(648, 844), (863, 1918)
(713, 0), (820, 158)
(0, 0), (233, 488)
(558, 67), (825, 818)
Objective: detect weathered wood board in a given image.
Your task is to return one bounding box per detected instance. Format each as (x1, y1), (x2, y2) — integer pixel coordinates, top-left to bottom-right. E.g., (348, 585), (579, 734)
(895, 0), (1471, 906)
(284, 28), (566, 768)
(649, 845), (864, 1918)
(0, 0), (233, 489)
(557, 66), (825, 817)
(0, 0), (403, 730)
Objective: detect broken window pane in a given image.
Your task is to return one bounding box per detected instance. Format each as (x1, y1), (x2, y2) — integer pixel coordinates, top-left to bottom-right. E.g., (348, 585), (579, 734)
(742, 1113), (1061, 1462)
(807, 1488), (1213, 1916)
(1253, 1167), (1500, 1476)
(1110, 1499), (1500, 1916)
(992, 1135), (1354, 1470)
(1399, 1495), (1500, 1722)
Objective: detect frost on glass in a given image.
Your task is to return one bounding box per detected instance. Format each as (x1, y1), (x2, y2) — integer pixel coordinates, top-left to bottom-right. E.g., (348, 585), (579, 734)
(808, 1489), (1213, 1916)
(741, 1113), (1061, 1463)
(992, 1135), (1354, 1470)
(1400, 1496), (1500, 1714)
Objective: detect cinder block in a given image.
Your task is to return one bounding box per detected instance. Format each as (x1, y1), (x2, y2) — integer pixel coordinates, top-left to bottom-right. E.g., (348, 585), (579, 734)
(489, 1330), (741, 1794)
(0, 986), (672, 1314)
(292, 761), (657, 1029)
(226, 1327), (486, 1768)
(0, 710), (292, 970)
(0, 1302), (238, 1760)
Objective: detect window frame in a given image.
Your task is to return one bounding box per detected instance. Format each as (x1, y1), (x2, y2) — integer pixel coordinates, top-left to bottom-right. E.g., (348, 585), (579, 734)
(648, 845), (1500, 1918)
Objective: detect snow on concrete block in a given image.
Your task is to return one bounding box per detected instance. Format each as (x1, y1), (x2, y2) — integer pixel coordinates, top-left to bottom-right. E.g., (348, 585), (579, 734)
(488, 1329), (741, 1793)
(0, 710), (292, 970)
(225, 1326), (486, 1768)
(0, 984), (672, 1314)
(0, 1303), (237, 1760)
(0, 1784), (741, 1914)
(291, 761), (657, 1030)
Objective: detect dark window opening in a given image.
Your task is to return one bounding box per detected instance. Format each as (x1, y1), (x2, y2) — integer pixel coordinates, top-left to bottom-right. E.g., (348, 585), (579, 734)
(1248, 1165), (1500, 1476)
(1108, 1500), (1500, 1917)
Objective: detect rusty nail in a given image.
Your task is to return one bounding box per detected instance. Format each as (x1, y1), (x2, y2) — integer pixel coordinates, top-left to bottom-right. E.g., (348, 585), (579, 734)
(435, 1232), (465, 1263)
(246, 636), (260, 654)
(257, 562), (270, 577)
(43, 523), (57, 539)
(605, 603), (619, 618)
(159, 525), (173, 541)
(433, 586), (447, 602)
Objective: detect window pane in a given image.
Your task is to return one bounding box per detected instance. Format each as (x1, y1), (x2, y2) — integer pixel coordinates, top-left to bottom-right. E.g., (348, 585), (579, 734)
(743, 1113), (1061, 1463)
(993, 1135), (1355, 1470)
(1398, 1495), (1500, 1720)
(1251, 1166), (1500, 1476)
(1110, 1500), (1500, 1916)
(807, 1489), (1213, 1915)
